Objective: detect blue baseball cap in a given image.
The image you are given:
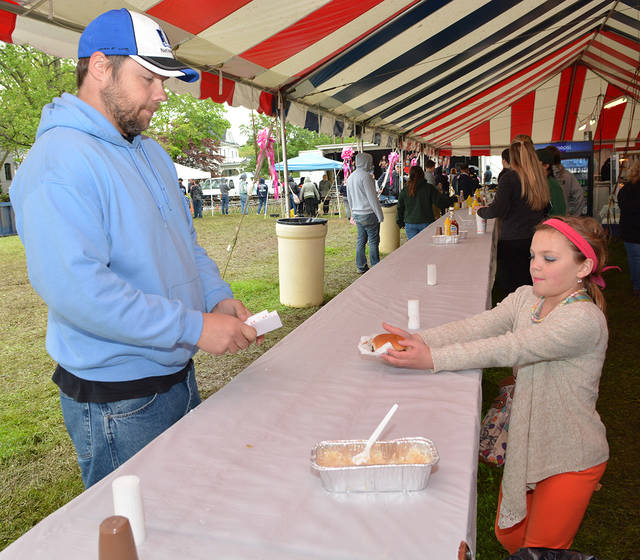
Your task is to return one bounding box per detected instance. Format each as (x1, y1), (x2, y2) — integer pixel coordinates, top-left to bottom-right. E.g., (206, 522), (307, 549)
(78, 9), (198, 83)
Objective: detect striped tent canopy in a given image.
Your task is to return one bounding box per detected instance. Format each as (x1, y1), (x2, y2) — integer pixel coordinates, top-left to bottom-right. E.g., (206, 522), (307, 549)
(1, 0), (639, 155)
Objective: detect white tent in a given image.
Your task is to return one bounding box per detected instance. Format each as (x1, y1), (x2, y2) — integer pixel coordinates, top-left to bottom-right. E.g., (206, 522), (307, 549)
(174, 163), (211, 182)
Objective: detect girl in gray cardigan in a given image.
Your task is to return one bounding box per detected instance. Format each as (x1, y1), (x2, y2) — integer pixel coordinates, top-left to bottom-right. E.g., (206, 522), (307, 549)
(382, 216), (611, 554)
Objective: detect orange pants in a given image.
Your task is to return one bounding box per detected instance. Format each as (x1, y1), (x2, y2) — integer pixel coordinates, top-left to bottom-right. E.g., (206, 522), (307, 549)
(495, 461), (607, 554)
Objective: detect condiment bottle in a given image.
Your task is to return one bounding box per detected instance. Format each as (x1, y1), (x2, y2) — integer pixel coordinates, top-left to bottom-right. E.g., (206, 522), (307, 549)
(450, 210), (459, 236)
(444, 208), (452, 235)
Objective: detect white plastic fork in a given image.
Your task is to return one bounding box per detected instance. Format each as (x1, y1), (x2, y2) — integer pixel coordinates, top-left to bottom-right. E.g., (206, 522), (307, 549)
(351, 403), (399, 465)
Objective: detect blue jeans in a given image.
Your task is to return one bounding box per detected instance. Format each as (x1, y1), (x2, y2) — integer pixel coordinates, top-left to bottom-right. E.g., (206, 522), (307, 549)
(353, 213), (380, 271)
(257, 198), (267, 215)
(221, 194), (229, 214)
(239, 193), (248, 214)
(193, 198), (203, 219)
(405, 222), (430, 240)
(59, 363), (201, 488)
(624, 241), (640, 290)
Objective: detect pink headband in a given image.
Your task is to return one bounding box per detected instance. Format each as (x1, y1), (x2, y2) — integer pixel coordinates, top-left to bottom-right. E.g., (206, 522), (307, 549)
(542, 218), (619, 289)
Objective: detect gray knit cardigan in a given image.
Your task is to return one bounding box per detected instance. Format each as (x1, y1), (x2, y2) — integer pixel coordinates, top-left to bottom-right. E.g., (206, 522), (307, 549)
(419, 285), (609, 528)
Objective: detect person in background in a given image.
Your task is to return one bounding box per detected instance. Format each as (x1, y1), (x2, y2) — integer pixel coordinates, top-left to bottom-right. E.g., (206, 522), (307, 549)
(297, 177), (305, 216)
(449, 167), (459, 193)
(178, 177), (186, 195)
(379, 156), (388, 174)
(483, 165), (493, 185)
(238, 173), (249, 215)
(546, 145), (585, 216)
(382, 216), (609, 555)
(477, 134), (550, 295)
(457, 163), (477, 200)
(318, 173), (332, 215)
(424, 159), (436, 186)
(300, 176), (320, 216)
(498, 148), (510, 182)
(287, 175), (299, 216)
(9, 8), (260, 488)
(256, 177), (268, 215)
(347, 152), (384, 273)
(378, 163), (400, 202)
(396, 165), (455, 239)
(618, 159), (640, 297)
(536, 149), (566, 216)
(435, 163), (449, 193)
(219, 178), (230, 215)
(191, 179), (204, 219)
(340, 179), (350, 220)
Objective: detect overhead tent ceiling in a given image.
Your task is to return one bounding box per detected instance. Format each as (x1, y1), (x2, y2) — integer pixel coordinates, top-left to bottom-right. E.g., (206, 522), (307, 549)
(1, 0), (639, 155)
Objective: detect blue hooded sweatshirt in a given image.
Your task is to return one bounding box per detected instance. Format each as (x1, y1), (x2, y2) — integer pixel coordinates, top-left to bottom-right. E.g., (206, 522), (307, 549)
(10, 93), (233, 382)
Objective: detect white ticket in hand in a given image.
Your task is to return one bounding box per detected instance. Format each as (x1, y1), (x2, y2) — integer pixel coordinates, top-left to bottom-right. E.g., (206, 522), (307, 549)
(244, 310), (282, 336)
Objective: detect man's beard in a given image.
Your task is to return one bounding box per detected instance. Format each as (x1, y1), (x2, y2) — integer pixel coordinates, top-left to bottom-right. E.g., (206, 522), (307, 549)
(101, 80), (151, 138)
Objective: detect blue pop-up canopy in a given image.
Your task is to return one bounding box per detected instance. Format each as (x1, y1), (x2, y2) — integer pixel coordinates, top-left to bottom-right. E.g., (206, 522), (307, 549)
(275, 153), (342, 172)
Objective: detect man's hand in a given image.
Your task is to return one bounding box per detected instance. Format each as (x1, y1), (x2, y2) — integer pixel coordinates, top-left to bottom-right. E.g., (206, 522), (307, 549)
(380, 322), (434, 370)
(197, 312), (257, 355)
(209, 298), (264, 346)
(211, 298), (252, 321)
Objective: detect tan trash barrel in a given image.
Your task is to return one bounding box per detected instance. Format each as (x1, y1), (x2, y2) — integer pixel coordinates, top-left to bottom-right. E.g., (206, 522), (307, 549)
(379, 202), (399, 254)
(276, 217), (328, 307)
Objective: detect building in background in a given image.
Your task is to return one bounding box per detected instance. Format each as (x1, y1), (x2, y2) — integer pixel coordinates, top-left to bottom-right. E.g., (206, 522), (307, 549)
(219, 129), (246, 177)
(1, 155), (17, 195)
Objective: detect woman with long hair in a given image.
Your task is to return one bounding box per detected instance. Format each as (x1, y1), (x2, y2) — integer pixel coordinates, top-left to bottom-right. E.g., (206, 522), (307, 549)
(478, 134), (550, 295)
(382, 216), (611, 554)
(396, 165), (455, 239)
(618, 159), (640, 296)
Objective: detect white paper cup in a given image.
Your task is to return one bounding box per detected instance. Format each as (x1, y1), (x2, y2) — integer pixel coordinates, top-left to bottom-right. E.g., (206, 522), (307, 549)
(476, 213), (487, 234)
(408, 299), (420, 330)
(112, 475), (146, 546)
(427, 264), (437, 286)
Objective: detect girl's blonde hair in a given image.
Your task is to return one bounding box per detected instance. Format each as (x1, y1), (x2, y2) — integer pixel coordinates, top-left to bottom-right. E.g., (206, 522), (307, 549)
(536, 216), (608, 312)
(625, 159), (640, 184)
(510, 134), (550, 211)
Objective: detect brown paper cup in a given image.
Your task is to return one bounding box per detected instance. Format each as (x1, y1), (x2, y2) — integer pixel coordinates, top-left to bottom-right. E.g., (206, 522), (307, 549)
(99, 515), (139, 560)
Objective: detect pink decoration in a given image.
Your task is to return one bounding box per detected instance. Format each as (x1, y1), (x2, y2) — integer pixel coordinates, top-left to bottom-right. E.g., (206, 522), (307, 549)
(257, 128), (279, 199)
(341, 146), (354, 180)
(411, 157), (418, 167)
(387, 152), (399, 186)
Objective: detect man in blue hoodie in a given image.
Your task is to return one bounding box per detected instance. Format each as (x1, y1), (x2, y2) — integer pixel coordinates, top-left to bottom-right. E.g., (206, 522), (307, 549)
(10, 9), (260, 488)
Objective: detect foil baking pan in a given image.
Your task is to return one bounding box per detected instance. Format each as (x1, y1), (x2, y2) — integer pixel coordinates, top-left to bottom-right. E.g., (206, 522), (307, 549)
(311, 437), (439, 493)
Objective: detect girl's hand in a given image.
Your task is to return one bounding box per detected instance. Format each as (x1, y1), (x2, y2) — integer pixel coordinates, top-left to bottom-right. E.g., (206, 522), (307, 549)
(380, 322), (434, 370)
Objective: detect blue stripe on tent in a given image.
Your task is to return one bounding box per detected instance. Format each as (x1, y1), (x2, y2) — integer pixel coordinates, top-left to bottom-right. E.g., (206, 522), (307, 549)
(308, 0), (453, 88)
(381, 9), (605, 129)
(618, 0), (640, 7)
(397, 15), (603, 130)
(609, 10), (640, 31)
(602, 24), (640, 44)
(333, 0), (525, 104)
(358, 0), (595, 116)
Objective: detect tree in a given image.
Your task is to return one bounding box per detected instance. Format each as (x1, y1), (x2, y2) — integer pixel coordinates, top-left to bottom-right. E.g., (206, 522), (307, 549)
(147, 91), (230, 175)
(0, 43), (76, 165)
(239, 112), (353, 176)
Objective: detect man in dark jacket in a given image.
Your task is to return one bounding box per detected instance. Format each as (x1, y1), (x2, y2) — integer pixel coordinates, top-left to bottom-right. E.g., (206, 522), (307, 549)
(256, 178), (268, 215)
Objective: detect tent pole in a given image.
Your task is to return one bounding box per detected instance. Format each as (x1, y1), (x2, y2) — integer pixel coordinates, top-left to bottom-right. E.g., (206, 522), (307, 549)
(278, 91), (291, 218)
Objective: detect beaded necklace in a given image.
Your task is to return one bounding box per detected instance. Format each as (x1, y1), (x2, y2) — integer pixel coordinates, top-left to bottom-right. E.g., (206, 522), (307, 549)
(530, 288), (591, 323)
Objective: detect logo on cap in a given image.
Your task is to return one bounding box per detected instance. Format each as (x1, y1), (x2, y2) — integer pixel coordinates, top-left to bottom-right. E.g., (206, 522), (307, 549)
(156, 29), (170, 49)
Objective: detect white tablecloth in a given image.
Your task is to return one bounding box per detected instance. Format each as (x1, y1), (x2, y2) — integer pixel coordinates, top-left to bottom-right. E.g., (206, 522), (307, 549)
(2, 211), (496, 559)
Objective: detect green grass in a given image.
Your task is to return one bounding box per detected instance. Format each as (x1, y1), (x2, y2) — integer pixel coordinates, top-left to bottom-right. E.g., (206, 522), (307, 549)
(1, 212), (638, 558)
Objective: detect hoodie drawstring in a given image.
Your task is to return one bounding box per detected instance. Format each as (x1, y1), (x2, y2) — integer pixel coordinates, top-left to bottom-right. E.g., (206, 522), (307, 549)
(127, 143), (168, 224)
